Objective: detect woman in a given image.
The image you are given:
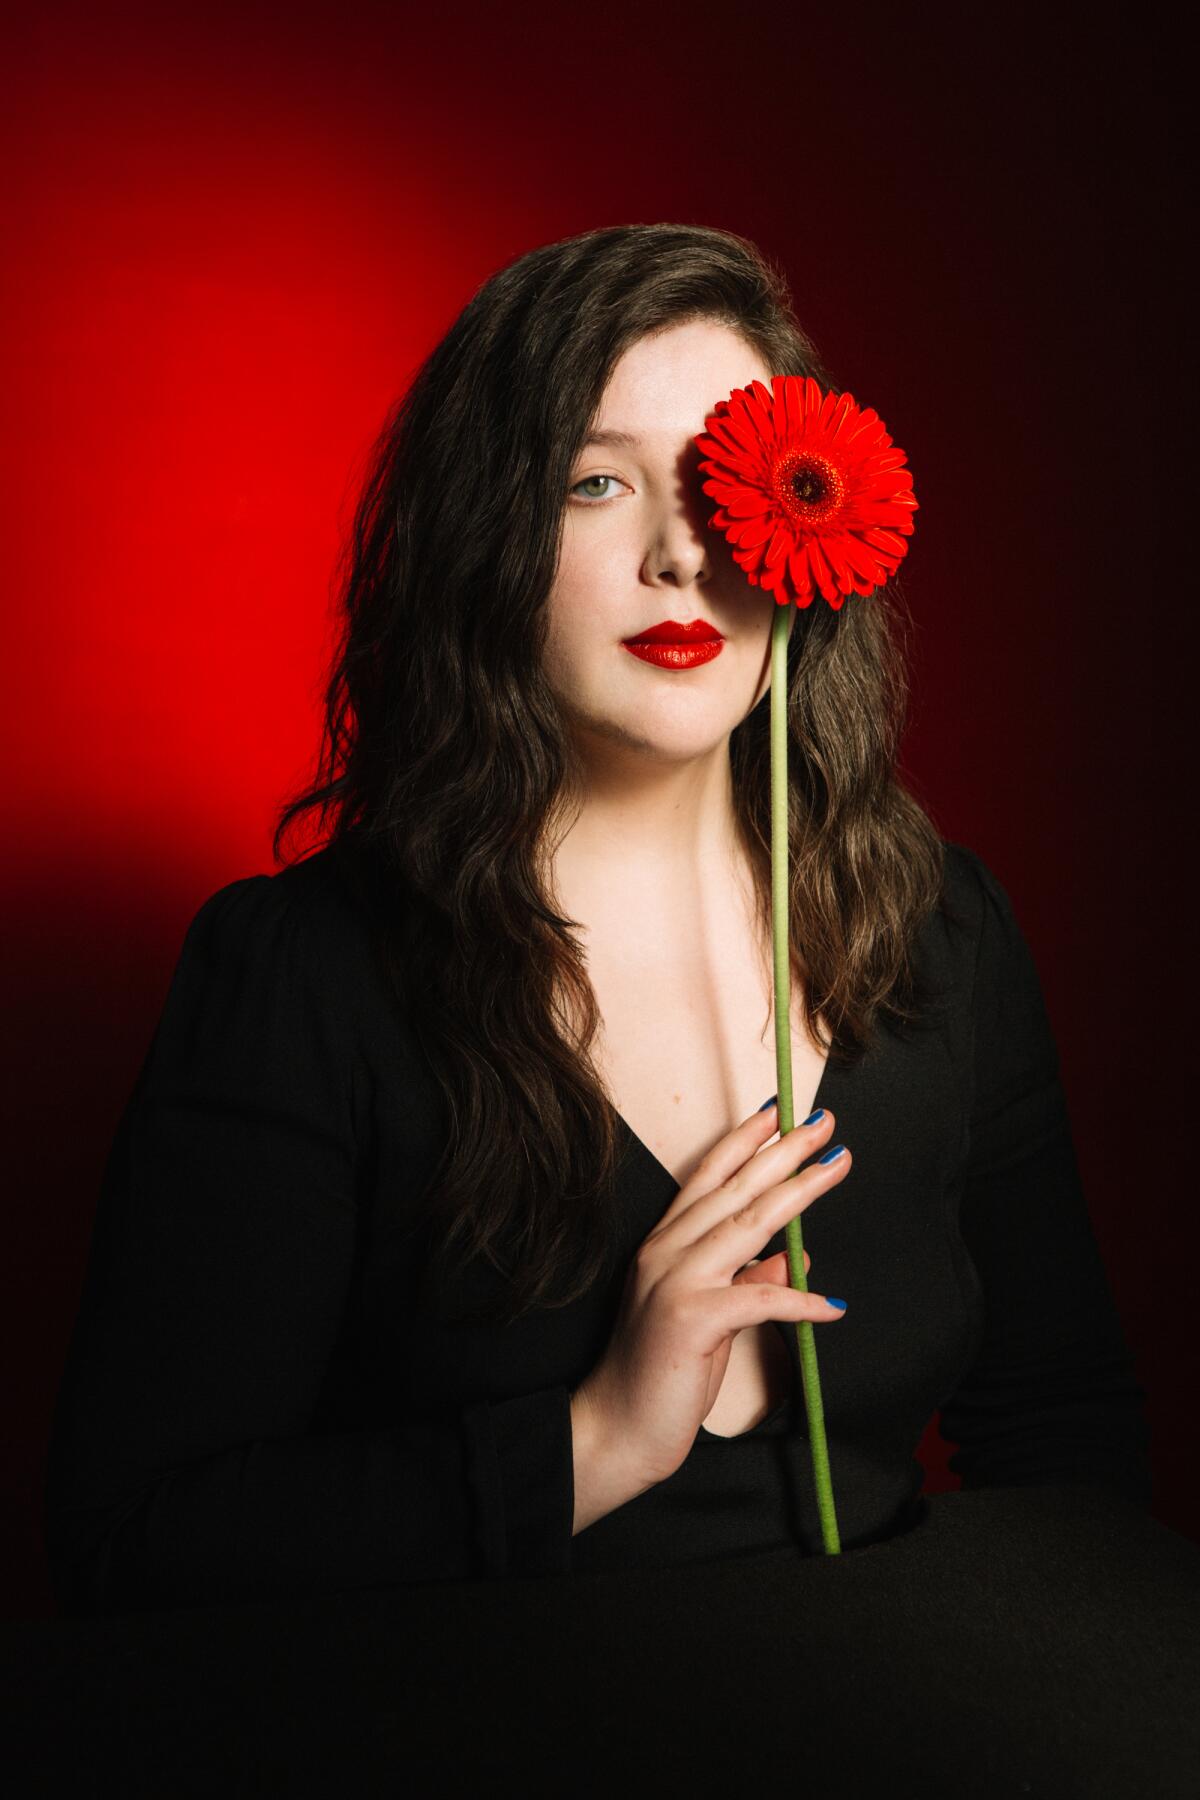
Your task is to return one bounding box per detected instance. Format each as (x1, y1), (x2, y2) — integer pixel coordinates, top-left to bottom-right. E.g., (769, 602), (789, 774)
(43, 222), (1150, 1619)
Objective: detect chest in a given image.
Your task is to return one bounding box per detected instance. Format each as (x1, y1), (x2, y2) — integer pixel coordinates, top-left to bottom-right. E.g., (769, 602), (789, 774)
(582, 893), (829, 1439)
(586, 910), (828, 1195)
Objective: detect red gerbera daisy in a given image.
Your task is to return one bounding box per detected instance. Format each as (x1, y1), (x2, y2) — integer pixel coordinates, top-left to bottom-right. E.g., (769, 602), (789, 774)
(693, 375), (918, 609)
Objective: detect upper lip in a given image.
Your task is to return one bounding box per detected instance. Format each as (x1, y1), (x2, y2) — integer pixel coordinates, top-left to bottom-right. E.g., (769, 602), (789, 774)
(623, 619), (723, 644)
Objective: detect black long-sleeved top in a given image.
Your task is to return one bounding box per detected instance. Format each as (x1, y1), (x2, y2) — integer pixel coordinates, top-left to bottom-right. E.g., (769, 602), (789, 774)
(42, 839), (1152, 1615)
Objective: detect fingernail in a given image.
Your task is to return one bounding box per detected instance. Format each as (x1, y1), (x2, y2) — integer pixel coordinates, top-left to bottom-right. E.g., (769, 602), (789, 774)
(803, 1108), (824, 1126)
(758, 1094), (777, 1111)
(818, 1144), (846, 1163)
(826, 1297), (848, 1310)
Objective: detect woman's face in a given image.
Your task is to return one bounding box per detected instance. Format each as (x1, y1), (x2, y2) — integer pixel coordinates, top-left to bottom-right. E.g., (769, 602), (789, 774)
(543, 318), (796, 769)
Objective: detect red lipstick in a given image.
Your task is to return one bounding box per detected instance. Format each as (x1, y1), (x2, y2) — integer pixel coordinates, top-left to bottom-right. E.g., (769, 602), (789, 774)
(621, 618), (725, 669)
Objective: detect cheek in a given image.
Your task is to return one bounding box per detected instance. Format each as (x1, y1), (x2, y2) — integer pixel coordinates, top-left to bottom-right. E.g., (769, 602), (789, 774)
(556, 518), (624, 595)
(551, 527), (627, 635)
(543, 587), (598, 696)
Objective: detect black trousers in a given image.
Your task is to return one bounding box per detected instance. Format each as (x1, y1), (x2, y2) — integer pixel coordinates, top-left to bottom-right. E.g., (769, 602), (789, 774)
(5, 1484), (1198, 1798)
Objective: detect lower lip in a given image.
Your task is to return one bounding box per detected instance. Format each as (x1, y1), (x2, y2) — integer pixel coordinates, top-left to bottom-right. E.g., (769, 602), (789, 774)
(621, 639), (725, 668)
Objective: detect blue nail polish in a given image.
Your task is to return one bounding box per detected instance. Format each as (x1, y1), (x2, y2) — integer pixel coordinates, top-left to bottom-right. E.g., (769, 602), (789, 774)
(803, 1108), (824, 1126)
(826, 1297), (847, 1310)
(758, 1094), (777, 1111)
(818, 1144), (846, 1163)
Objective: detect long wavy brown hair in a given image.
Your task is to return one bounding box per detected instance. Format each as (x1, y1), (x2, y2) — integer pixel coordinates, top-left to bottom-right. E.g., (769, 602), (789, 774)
(273, 222), (955, 1326)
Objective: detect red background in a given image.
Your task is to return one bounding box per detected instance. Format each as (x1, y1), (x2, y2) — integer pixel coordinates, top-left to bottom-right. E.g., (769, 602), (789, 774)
(2, 3), (1186, 1618)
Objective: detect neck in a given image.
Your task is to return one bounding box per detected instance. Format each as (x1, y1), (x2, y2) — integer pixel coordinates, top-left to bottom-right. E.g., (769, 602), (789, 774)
(548, 740), (755, 936)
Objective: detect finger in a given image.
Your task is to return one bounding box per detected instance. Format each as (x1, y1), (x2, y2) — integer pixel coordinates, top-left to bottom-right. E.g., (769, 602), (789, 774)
(663, 1111), (838, 1255)
(734, 1249), (809, 1284)
(652, 1101), (788, 1232)
(700, 1277), (848, 1347)
(688, 1145), (851, 1284)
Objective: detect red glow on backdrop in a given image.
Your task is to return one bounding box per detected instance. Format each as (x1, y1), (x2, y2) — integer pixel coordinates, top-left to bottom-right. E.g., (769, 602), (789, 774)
(4, 10), (543, 886)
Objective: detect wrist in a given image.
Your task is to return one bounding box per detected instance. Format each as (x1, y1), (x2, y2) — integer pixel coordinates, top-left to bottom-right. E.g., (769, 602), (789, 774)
(569, 1382), (650, 1535)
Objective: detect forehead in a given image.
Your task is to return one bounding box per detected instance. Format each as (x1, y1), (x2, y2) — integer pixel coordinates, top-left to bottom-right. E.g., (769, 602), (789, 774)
(588, 320), (771, 442)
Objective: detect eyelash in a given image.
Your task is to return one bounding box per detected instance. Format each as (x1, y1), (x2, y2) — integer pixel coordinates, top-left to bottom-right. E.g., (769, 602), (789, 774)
(569, 472), (631, 505)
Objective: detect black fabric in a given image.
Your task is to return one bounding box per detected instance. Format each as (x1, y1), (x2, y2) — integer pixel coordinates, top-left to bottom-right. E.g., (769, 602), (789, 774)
(43, 838), (1153, 1620)
(8, 1486), (1199, 1796)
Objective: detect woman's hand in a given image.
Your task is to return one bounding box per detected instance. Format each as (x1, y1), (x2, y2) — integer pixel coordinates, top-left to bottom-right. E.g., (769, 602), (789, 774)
(572, 1102), (851, 1491)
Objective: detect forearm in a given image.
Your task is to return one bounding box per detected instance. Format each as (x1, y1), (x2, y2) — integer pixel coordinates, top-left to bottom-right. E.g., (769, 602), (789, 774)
(47, 1385), (580, 1616)
(46, 1422), (483, 1617)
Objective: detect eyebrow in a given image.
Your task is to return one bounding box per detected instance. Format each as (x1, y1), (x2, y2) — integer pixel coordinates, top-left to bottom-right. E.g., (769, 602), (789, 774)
(581, 428), (643, 449)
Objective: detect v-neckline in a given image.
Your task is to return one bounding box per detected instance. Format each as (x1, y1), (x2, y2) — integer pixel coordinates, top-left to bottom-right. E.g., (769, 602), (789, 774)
(614, 1050), (838, 1195)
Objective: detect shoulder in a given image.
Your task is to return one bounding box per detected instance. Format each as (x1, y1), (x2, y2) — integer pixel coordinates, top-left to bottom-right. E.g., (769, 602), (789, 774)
(906, 838), (1037, 1031)
(933, 839), (1056, 1057)
(196, 838), (375, 924)
(935, 838), (1024, 953)
(179, 842), (388, 1017)
(147, 843), (423, 1127)
(939, 837), (1004, 914)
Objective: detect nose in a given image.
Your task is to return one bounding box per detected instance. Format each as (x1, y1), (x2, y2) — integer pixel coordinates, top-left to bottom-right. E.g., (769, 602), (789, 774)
(651, 542), (708, 587)
(645, 483), (712, 588)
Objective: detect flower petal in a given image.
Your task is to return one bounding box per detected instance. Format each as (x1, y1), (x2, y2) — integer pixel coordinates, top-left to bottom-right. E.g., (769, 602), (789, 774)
(861, 527), (909, 556)
(806, 537), (840, 604)
(827, 393), (858, 440)
(740, 381), (777, 447)
(861, 506), (918, 530)
(844, 407), (881, 444)
(784, 375), (805, 440)
(867, 450), (911, 473)
(700, 416), (747, 459)
(702, 479), (757, 506)
(720, 395), (767, 459)
(724, 490), (774, 521)
(828, 529), (863, 570)
(840, 534), (886, 583)
(858, 474), (914, 500)
(733, 513), (779, 548)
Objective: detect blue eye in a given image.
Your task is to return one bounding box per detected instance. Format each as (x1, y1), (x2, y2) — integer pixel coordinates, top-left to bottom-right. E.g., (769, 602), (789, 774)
(570, 473), (628, 504)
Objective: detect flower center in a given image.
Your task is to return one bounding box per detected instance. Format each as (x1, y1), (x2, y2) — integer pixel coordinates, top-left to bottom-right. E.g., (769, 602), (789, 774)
(775, 450), (846, 528)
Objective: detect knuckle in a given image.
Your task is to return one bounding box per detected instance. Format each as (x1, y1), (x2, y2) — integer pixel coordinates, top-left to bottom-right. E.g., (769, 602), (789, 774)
(662, 1287), (697, 1334)
(692, 1145), (723, 1185)
(633, 1243), (657, 1279)
(726, 1193), (765, 1232)
(632, 1243), (666, 1293)
(724, 1168), (761, 1210)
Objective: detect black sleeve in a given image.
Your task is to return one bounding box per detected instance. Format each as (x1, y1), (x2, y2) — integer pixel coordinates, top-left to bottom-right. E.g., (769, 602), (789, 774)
(42, 873), (575, 1618)
(936, 847), (1153, 1507)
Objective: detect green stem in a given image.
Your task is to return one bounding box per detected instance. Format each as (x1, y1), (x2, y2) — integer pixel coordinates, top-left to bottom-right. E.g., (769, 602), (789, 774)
(770, 597), (842, 1555)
